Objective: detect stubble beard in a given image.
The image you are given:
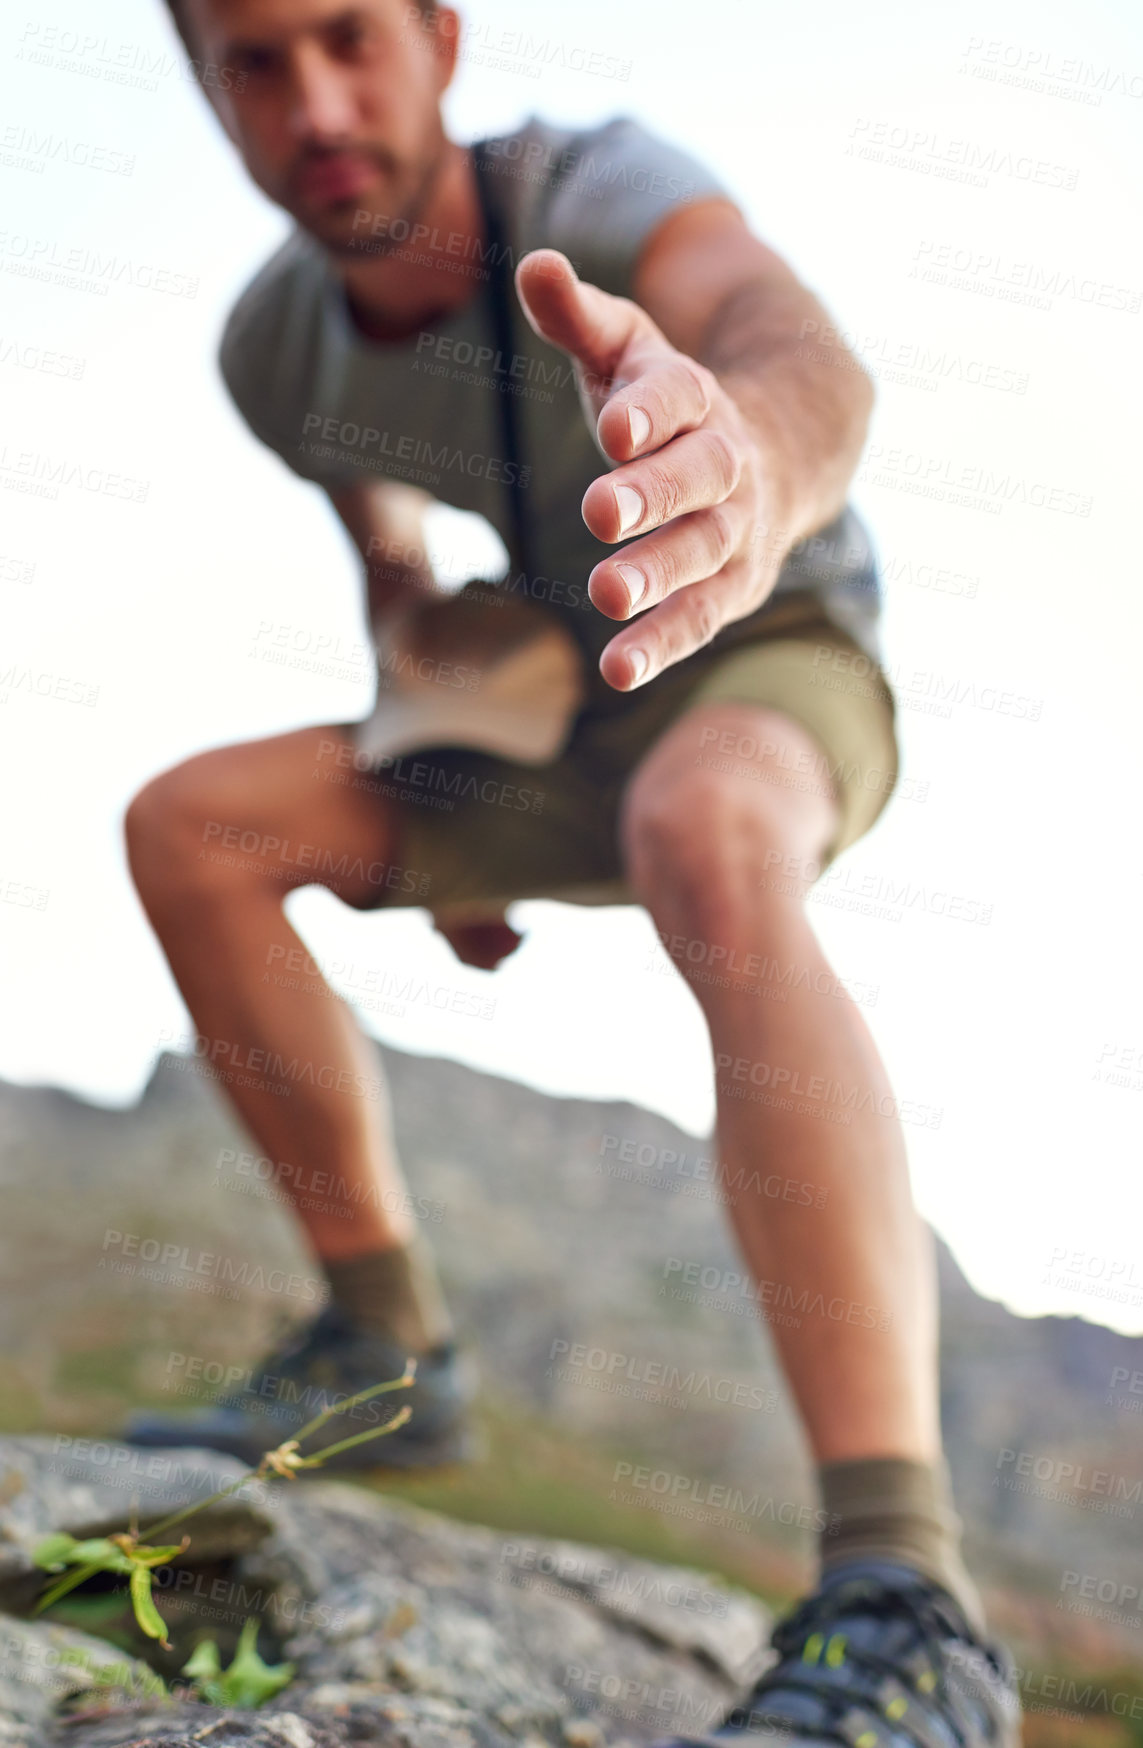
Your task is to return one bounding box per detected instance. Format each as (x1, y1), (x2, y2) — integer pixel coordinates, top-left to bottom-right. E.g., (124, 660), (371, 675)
(300, 133), (452, 261)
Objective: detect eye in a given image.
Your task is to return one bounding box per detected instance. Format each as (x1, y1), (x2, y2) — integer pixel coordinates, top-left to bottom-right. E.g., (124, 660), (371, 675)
(230, 43), (281, 79)
(329, 15), (377, 59)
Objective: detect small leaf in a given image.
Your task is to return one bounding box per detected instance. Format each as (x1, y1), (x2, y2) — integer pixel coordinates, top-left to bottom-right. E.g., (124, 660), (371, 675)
(129, 1565), (171, 1648)
(217, 1619), (294, 1708)
(181, 1639), (222, 1683)
(32, 1533), (80, 1569)
(34, 1562), (104, 1614)
(136, 1542), (189, 1566)
(69, 1539), (135, 1573)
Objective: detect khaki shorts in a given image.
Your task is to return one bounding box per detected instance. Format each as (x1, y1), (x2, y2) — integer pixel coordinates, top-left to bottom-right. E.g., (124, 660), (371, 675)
(354, 591), (898, 913)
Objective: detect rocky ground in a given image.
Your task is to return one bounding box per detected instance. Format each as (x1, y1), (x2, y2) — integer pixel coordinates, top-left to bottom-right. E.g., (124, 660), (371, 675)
(0, 1436), (771, 1748)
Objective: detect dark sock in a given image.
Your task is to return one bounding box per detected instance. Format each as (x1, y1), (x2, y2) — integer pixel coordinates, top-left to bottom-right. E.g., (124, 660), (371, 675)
(818, 1456), (984, 1634)
(324, 1237), (453, 1355)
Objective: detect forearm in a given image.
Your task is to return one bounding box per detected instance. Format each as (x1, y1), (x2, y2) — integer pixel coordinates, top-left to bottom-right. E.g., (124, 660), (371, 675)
(364, 550), (443, 627)
(328, 481), (445, 632)
(697, 279), (875, 554)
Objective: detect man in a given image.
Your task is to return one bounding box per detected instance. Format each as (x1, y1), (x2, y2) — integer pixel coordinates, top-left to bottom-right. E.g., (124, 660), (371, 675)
(124, 2), (1021, 1742)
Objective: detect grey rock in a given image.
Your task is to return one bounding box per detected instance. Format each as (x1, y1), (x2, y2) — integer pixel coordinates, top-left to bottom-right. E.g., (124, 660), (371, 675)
(0, 1440), (276, 1607)
(0, 1439), (771, 1748)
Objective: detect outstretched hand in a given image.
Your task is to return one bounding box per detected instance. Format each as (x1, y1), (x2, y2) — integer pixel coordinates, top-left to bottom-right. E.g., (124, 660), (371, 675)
(515, 249), (780, 691)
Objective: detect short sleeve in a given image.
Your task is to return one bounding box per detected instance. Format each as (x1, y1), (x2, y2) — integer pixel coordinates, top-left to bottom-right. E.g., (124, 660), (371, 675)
(538, 116), (736, 298)
(218, 235), (358, 491)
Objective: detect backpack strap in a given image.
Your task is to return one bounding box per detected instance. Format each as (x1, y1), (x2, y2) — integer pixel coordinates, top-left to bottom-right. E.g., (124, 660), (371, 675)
(471, 144), (532, 583)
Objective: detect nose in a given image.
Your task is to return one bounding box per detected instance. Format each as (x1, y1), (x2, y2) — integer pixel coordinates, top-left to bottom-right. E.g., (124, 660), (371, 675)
(287, 42), (357, 142)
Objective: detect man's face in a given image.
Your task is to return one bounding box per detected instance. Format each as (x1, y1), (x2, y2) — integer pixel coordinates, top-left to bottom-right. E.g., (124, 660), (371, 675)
(186, 0), (458, 254)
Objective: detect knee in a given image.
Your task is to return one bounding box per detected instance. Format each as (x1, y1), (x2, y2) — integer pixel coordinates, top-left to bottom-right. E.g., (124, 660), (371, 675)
(621, 763), (827, 932)
(124, 761), (225, 907)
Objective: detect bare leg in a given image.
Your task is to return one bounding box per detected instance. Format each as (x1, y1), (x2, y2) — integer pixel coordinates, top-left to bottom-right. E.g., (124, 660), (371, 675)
(622, 703), (939, 1464)
(126, 725), (414, 1262)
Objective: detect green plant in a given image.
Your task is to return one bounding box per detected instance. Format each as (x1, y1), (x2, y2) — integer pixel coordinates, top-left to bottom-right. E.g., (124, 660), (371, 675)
(182, 1618), (294, 1707)
(54, 1643), (170, 1703)
(33, 1366), (415, 1656)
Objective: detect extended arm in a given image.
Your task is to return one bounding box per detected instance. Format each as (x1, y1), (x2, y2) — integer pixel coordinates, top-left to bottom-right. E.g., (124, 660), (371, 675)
(514, 202), (874, 691)
(634, 198), (874, 555)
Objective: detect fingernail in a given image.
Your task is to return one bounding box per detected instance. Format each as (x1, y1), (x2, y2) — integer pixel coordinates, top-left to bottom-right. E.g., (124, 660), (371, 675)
(628, 649), (649, 686)
(615, 562), (647, 610)
(627, 406), (652, 451)
(615, 484), (643, 536)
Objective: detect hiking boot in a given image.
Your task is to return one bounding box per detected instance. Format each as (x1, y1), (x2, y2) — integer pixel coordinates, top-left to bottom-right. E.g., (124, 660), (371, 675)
(125, 1305), (478, 1471)
(658, 1560), (1021, 1747)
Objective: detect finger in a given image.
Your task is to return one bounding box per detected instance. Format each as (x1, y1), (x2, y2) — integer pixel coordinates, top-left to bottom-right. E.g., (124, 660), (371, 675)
(515, 249), (651, 382)
(595, 356), (715, 462)
(587, 504), (741, 619)
(599, 560), (757, 691)
(582, 427), (741, 544)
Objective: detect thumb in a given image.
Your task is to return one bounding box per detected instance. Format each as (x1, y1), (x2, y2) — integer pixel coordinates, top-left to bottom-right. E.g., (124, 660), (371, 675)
(514, 249), (645, 384)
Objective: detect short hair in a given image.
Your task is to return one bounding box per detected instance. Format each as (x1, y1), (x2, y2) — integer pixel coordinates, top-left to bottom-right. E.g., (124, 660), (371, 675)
(163, 0), (439, 61)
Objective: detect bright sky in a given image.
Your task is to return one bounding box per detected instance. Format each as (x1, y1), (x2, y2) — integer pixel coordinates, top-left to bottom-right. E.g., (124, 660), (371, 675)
(1, 0), (1141, 1330)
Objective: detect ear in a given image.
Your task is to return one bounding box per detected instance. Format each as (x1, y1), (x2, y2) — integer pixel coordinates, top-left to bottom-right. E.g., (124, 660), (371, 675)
(175, 0), (244, 147)
(427, 5), (462, 94)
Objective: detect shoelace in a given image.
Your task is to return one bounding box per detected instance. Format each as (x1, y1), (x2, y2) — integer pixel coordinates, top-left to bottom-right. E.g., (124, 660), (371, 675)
(735, 1576), (1000, 1747)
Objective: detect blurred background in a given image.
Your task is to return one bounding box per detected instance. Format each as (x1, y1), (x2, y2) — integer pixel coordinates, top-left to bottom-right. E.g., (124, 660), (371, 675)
(1, 0), (1142, 1738)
